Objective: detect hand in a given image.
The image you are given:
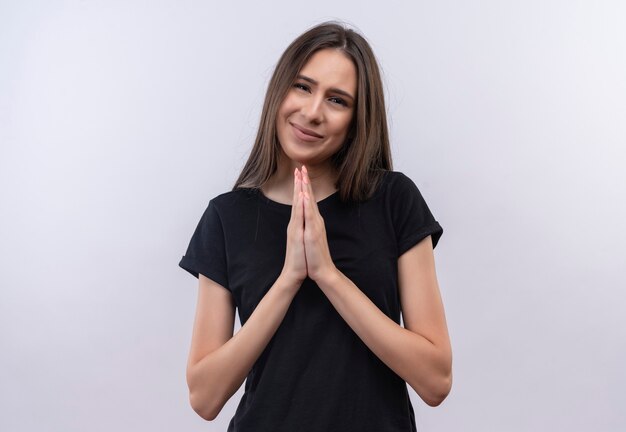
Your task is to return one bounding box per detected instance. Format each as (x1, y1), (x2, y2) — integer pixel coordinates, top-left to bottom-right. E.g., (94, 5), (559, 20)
(279, 168), (308, 289)
(300, 165), (337, 283)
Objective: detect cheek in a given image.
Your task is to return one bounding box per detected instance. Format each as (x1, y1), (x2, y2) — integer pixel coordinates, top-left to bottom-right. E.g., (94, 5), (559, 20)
(275, 101), (291, 131)
(277, 94), (297, 116)
(330, 115), (353, 137)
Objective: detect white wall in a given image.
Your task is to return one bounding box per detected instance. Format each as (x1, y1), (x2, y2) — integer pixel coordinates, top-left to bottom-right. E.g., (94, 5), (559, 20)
(1, 1), (625, 431)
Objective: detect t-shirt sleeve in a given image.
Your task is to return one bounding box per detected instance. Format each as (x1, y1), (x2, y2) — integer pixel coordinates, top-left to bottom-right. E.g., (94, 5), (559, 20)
(391, 173), (444, 256)
(178, 199), (229, 290)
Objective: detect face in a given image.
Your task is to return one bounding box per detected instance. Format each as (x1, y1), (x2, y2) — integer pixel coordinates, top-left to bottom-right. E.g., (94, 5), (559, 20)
(275, 48), (357, 169)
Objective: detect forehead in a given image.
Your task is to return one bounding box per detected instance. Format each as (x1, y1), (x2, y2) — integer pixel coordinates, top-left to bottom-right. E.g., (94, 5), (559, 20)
(299, 49), (357, 95)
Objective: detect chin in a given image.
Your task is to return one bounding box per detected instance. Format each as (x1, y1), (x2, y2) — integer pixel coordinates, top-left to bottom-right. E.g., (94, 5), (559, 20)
(280, 149), (318, 167)
(278, 137), (308, 156)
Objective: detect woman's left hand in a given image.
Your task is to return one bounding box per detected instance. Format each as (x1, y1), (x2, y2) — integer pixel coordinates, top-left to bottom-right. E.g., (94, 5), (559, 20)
(300, 165), (337, 283)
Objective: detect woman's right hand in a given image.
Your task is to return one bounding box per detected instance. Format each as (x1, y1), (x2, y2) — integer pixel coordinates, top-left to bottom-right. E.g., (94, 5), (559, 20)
(280, 167), (307, 290)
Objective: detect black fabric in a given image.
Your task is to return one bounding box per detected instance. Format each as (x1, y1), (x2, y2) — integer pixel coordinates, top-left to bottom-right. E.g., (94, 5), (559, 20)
(179, 170), (443, 432)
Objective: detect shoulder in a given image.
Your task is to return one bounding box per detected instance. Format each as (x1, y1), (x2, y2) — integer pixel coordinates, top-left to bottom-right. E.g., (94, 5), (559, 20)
(378, 170), (420, 197)
(384, 170), (409, 182)
(356, 170), (421, 204)
(208, 187), (258, 215)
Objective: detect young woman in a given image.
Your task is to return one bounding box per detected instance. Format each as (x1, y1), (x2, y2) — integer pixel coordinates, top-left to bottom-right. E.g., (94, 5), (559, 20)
(179, 21), (452, 431)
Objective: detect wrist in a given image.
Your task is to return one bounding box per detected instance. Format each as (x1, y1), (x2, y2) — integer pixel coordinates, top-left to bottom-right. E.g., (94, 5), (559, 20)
(277, 271), (304, 293)
(312, 264), (341, 287)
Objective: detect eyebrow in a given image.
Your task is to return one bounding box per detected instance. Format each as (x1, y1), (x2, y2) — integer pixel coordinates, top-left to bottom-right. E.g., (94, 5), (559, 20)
(296, 74), (355, 101)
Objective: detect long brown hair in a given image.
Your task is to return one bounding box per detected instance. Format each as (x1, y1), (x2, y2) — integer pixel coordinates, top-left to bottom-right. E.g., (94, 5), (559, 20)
(233, 20), (392, 203)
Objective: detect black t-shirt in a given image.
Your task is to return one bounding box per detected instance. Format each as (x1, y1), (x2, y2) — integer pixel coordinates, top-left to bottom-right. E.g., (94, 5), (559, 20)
(179, 170), (443, 432)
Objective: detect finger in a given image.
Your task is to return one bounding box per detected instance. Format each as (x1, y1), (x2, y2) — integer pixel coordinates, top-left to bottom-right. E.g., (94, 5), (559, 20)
(297, 169), (305, 216)
(293, 167), (299, 194)
(302, 165), (316, 200)
(302, 184), (314, 226)
(297, 167), (303, 192)
(301, 165), (318, 217)
(290, 167), (299, 222)
(298, 174), (306, 227)
(296, 190), (304, 229)
(303, 188), (311, 225)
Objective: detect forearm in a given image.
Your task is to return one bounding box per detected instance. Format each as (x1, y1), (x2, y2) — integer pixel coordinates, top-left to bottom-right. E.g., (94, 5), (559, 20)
(316, 268), (452, 406)
(188, 274), (299, 420)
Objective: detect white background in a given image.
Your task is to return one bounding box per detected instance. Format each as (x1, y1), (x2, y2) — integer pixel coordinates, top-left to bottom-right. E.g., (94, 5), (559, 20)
(1, 1), (625, 431)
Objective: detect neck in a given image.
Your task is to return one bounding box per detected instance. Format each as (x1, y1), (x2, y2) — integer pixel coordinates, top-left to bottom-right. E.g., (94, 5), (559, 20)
(264, 153), (338, 203)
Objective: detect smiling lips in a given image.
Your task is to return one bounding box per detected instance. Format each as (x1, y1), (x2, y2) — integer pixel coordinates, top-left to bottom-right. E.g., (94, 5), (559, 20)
(290, 122), (323, 141)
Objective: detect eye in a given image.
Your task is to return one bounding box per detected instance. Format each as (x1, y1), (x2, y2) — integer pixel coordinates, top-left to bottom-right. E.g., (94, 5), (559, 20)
(329, 97), (347, 107)
(294, 83), (309, 92)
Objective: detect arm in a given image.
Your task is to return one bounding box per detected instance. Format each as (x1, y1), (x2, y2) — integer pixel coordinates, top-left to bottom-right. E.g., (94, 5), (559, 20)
(315, 235), (452, 407)
(298, 166), (451, 405)
(187, 168), (308, 420)
(186, 273), (300, 421)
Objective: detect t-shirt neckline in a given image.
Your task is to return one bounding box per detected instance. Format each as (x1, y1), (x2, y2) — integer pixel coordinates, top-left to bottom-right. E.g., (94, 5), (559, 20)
(256, 188), (340, 210)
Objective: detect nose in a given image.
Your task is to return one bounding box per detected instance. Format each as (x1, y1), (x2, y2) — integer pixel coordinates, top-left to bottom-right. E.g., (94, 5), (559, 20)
(301, 94), (324, 124)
